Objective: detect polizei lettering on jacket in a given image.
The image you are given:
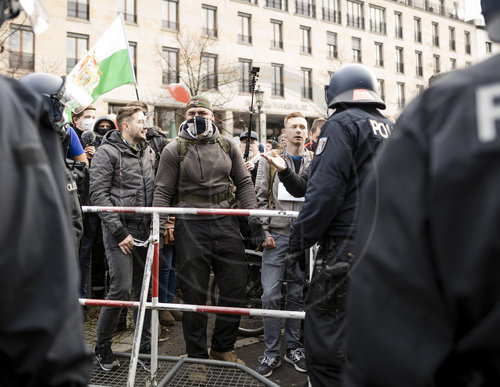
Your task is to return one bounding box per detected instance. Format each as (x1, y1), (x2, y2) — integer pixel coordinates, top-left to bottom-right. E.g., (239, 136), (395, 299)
(476, 82), (500, 143)
(369, 119), (392, 139)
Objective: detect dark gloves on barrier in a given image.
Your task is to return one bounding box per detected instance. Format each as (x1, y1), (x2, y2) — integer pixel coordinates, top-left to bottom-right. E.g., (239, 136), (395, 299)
(285, 248), (306, 284)
(248, 217), (266, 247)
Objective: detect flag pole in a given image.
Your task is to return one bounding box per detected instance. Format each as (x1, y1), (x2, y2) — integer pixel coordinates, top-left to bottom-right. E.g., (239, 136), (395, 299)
(119, 13), (140, 101)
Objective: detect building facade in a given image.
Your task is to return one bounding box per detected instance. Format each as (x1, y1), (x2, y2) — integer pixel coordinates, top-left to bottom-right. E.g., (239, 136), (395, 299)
(2, 0), (497, 139)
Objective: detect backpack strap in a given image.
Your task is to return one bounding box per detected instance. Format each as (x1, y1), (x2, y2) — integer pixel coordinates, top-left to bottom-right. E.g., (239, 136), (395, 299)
(175, 135), (236, 207)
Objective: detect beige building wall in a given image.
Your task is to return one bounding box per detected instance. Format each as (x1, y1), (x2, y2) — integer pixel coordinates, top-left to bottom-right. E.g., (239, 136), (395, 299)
(0, 0), (488, 136)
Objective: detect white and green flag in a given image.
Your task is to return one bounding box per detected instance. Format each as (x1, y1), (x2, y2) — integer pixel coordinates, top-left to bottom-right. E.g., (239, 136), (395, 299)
(65, 14), (135, 112)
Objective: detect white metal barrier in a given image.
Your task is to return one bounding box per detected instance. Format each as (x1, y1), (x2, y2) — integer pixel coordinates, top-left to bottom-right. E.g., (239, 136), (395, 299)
(81, 206), (302, 386)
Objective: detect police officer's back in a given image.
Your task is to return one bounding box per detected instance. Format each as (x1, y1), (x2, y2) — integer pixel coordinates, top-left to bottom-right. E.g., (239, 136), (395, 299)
(344, 2), (500, 386)
(287, 64), (394, 386)
(0, 1), (92, 385)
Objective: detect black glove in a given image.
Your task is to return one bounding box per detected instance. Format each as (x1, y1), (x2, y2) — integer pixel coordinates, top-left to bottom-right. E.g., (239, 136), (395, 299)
(285, 248), (306, 284)
(248, 217), (266, 247)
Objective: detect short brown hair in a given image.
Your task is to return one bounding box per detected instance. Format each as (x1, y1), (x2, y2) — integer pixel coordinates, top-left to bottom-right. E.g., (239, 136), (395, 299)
(284, 112), (306, 128)
(116, 106), (143, 131)
(126, 100), (148, 113)
(72, 104), (96, 121)
(310, 118), (326, 134)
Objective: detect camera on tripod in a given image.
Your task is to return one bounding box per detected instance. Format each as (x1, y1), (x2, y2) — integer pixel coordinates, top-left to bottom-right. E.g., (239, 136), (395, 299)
(250, 66), (260, 76)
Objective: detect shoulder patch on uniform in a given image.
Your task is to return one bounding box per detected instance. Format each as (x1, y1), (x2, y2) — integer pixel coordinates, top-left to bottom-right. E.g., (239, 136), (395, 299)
(315, 137), (328, 155)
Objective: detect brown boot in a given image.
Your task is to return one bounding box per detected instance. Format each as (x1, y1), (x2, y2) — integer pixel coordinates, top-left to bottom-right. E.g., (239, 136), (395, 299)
(170, 309), (183, 321)
(209, 349), (245, 365)
(159, 310), (175, 326)
(188, 363), (207, 384)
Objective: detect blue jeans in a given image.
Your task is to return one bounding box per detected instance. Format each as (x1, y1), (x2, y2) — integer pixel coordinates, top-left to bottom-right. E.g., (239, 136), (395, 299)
(159, 245), (177, 303)
(261, 233), (304, 357)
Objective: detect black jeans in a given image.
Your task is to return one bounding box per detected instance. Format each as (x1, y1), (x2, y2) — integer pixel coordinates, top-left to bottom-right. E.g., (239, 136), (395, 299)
(305, 309), (346, 387)
(174, 216), (247, 358)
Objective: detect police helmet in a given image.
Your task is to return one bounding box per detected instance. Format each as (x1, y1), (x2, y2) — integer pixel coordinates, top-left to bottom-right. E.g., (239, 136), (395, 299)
(1, 0), (49, 33)
(19, 73), (66, 122)
(482, 0), (500, 42)
(325, 64), (385, 110)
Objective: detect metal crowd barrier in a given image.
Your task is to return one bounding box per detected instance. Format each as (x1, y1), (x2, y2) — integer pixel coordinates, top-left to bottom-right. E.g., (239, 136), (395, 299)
(81, 206), (302, 386)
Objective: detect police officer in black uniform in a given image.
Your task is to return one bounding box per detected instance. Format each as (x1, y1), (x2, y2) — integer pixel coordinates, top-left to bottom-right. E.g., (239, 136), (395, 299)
(0, 1), (92, 385)
(286, 64), (394, 386)
(344, 2), (500, 386)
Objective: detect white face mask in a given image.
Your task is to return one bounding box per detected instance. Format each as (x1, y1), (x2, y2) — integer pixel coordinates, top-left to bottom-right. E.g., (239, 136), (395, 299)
(81, 118), (95, 132)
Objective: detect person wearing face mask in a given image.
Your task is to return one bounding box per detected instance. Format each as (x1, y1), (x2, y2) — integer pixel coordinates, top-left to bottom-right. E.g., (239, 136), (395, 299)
(153, 96), (265, 371)
(71, 105), (97, 160)
(93, 115), (117, 146)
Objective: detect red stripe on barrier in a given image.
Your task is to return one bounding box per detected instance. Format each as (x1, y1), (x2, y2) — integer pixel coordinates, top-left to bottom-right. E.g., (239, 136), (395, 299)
(196, 306), (251, 315)
(152, 242), (159, 298)
(82, 299), (137, 307)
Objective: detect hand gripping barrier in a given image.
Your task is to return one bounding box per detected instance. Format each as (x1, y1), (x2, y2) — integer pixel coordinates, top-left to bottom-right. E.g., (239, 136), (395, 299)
(81, 206), (303, 386)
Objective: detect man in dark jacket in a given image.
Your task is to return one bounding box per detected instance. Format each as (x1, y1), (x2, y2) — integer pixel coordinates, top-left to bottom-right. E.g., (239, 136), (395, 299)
(287, 64), (394, 386)
(344, 2), (500, 386)
(90, 105), (155, 371)
(153, 95), (265, 365)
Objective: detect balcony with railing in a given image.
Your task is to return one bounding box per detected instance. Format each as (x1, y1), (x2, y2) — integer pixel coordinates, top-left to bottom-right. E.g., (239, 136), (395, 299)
(322, 8), (341, 23)
(266, 0), (287, 10)
(327, 46), (338, 58)
(414, 31), (422, 42)
(162, 20), (178, 30)
(370, 21), (386, 34)
(202, 27), (217, 37)
(271, 40), (283, 49)
(300, 45), (312, 54)
(9, 51), (34, 70)
(295, 0), (315, 17)
(162, 71), (179, 85)
(238, 34), (252, 44)
(301, 86), (312, 99)
(392, 0), (463, 21)
(67, 1), (89, 19)
(347, 14), (364, 29)
(123, 12), (137, 23)
(272, 83), (284, 96)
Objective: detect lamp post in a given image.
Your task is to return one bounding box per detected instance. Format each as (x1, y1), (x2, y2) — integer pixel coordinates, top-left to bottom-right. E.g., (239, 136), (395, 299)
(255, 85), (264, 142)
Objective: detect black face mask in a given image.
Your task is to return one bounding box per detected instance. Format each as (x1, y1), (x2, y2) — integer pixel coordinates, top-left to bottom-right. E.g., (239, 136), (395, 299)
(186, 115), (209, 135)
(95, 128), (110, 136)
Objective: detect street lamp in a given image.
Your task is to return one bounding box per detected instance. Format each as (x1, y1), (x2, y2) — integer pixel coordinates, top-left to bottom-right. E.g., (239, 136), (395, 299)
(255, 85), (264, 141)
